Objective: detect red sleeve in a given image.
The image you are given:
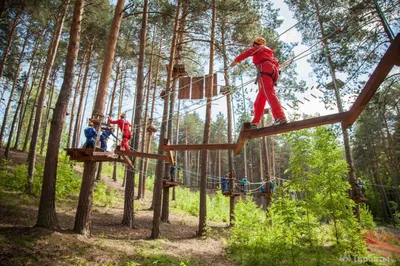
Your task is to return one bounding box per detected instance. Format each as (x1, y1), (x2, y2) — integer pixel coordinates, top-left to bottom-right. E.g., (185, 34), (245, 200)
(109, 118), (118, 125)
(234, 46), (260, 63)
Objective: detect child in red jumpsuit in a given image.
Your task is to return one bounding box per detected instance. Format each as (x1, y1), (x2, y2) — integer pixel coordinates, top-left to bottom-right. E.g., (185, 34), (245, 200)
(108, 113), (132, 151)
(230, 37), (287, 127)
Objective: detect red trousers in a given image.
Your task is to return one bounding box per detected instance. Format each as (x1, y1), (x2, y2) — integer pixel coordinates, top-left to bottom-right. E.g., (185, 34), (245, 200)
(252, 61), (285, 124)
(121, 136), (131, 151)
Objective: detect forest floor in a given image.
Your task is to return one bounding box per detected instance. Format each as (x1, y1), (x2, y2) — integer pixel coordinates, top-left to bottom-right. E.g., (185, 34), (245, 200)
(1, 149), (400, 265)
(0, 149), (234, 266)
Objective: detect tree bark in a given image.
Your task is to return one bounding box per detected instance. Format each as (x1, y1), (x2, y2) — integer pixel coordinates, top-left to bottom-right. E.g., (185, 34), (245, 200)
(198, 0), (215, 236)
(1, 20), (31, 151)
(36, 0), (84, 230)
(138, 27), (156, 200)
(26, 0), (69, 194)
(8, 29), (44, 153)
(74, 0), (125, 235)
(39, 71), (57, 155)
(122, 0), (148, 227)
(23, 69), (45, 152)
(67, 52), (86, 148)
(314, 1), (360, 219)
(73, 42), (94, 148)
(0, 10), (21, 82)
(151, 0), (181, 239)
(148, 41), (162, 208)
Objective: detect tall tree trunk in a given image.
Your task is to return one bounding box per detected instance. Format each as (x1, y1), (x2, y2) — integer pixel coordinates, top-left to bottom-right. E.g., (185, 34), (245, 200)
(147, 40), (162, 203)
(9, 30), (44, 152)
(36, 0), (84, 230)
(26, 0), (69, 194)
(198, 0), (215, 236)
(39, 72), (57, 155)
(151, 0), (181, 239)
(314, 1), (360, 219)
(112, 65), (126, 182)
(122, 0), (148, 227)
(0, 10), (20, 82)
(67, 52), (86, 147)
(73, 42), (94, 148)
(138, 27), (156, 200)
(221, 21), (234, 203)
(23, 69), (45, 152)
(1, 20), (31, 151)
(74, 0), (125, 236)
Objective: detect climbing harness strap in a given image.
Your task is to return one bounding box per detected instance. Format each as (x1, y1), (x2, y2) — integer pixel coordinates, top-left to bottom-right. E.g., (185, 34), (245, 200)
(254, 60), (278, 85)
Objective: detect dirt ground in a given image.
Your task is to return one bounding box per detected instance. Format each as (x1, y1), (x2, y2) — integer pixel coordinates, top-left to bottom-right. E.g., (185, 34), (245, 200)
(1, 149), (400, 265)
(0, 149), (235, 266)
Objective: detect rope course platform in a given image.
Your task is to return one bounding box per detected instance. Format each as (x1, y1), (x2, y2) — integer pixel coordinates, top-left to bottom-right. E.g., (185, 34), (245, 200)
(64, 148), (128, 165)
(163, 181), (183, 188)
(222, 191), (243, 197)
(352, 196), (368, 203)
(256, 192), (272, 199)
(114, 147), (168, 161)
(235, 112), (349, 155)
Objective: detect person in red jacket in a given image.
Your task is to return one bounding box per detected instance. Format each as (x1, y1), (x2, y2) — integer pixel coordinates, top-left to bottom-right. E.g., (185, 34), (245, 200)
(230, 37), (287, 128)
(108, 113), (132, 151)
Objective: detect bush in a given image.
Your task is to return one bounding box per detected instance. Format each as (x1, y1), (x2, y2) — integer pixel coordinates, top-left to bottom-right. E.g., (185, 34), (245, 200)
(359, 204), (376, 229)
(171, 187), (230, 223)
(93, 181), (123, 208)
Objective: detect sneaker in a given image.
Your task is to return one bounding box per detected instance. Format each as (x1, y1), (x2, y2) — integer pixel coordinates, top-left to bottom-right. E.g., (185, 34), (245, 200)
(250, 123), (258, 129)
(272, 118), (288, 125)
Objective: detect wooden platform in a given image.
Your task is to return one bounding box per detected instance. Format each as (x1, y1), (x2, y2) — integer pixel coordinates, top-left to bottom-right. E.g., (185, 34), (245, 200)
(114, 149), (168, 161)
(222, 191), (243, 197)
(235, 112), (349, 155)
(64, 148), (127, 164)
(163, 181), (183, 188)
(352, 196), (368, 203)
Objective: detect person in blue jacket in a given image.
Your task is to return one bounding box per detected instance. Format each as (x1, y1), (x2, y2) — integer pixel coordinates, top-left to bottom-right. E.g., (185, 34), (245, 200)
(100, 127), (117, 150)
(241, 176), (248, 194)
(222, 172), (231, 193)
(84, 121), (97, 148)
(170, 161), (180, 182)
(357, 177), (366, 196)
(260, 178), (266, 193)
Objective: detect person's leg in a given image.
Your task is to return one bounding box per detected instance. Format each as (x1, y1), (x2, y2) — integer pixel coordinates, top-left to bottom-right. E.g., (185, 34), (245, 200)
(260, 63), (285, 120)
(122, 137), (130, 151)
(100, 136), (106, 150)
(251, 86), (268, 124)
(86, 139), (94, 149)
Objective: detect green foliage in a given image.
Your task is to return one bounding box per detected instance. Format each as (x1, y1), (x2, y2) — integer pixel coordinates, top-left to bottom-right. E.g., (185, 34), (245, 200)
(360, 205), (376, 229)
(0, 162), (42, 195)
(0, 155), (121, 206)
(171, 187), (230, 223)
(228, 127), (367, 265)
(93, 181), (122, 208)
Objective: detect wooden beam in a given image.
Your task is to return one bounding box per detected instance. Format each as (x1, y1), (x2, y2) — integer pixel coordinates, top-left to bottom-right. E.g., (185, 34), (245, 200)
(234, 113), (349, 155)
(342, 33), (400, 128)
(114, 149), (168, 161)
(163, 139), (174, 164)
(163, 181), (183, 188)
(163, 143), (236, 151)
(121, 155), (134, 169)
(251, 112), (349, 139)
(234, 122), (256, 155)
(68, 156), (122, 162)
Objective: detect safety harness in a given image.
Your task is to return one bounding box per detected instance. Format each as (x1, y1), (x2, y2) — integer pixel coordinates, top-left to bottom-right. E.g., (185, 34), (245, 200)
(254, 59), (279, 86)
